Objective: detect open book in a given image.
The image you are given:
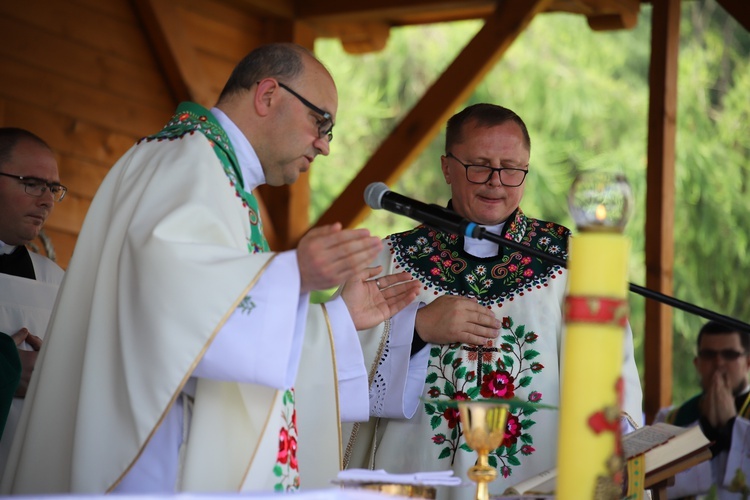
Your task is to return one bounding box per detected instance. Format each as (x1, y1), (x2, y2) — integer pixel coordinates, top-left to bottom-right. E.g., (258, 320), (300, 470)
(504, 423), (712, 495)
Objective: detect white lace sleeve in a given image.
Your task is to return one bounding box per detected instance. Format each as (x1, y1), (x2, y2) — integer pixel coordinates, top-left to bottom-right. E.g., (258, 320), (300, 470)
(369, 301), (429, 419)
(369, 321), (391, 417)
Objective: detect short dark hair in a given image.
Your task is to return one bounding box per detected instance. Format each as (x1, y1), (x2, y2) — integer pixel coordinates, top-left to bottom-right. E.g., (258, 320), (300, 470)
(445, 103), (531, 154)
(217, 43), (312, 102)
(0, 127), (52, 171)
(697, 320), (750, 353)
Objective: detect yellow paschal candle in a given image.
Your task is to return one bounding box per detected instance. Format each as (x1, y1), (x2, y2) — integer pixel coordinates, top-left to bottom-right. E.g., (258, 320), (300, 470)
(556, 231), (630, 499)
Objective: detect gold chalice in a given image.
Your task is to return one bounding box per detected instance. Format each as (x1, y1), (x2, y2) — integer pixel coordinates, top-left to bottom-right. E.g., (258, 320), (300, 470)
(457, 401), (509, 500)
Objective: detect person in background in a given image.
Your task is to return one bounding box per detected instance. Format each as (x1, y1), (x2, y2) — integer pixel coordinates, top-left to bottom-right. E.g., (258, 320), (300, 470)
(655, 320), (750, 499)
(0, 127), (65, 474)
(2, 43), (420, 494)
(344, 103), (643, 500)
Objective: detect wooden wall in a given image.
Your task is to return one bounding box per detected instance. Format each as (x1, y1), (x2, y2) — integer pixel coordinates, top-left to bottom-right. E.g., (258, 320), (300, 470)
(0, 0), (285, 268)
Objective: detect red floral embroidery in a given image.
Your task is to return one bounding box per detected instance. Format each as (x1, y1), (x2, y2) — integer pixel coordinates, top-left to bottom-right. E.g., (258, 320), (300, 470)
(278, 428), (290, 464)
(480, 370), (516, 399)
(503, 414), (523, 448)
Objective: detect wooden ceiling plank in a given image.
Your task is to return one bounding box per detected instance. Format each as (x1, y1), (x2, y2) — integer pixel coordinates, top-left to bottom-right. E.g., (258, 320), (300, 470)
(220, 0), (295, 19)
(716, 0), (750, 32)
(296, 0), (494, 21)
(315, 0), (554, 230)
(644, 0), (680, 424)
(132, 0), (215, 107)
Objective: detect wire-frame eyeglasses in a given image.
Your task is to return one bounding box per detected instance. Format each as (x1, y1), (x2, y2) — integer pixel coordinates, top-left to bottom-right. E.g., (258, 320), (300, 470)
(0, 172), (67, 202)
(446, 152), (528, 187)
(278, 82), (334, 143)
(697, 348), (746, 361)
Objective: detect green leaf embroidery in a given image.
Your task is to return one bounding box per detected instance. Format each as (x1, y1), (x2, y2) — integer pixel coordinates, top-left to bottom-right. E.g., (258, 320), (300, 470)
(515, 325), (526, 338)
(521, 419), (535, 429)
(430, 415), (442, 430)
(273, 464), (283, 477)
(508, 455), (521, 466)
(438, 447), (452, 459)
(442, 351), (455, 364)
(425, 403), (436, 415)
(444, 381), (455, 397)
(425, 372), (438, 384)
(523, 349), (540, 360)
(519, 376), (533, 388)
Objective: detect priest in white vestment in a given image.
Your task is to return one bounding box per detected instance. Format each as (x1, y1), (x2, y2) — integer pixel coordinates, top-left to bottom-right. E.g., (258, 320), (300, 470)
(655, 320), (750, 499)
(344, 104), (644, 500)
(0, 127), (66, 476)
(2, 43), (421, 495)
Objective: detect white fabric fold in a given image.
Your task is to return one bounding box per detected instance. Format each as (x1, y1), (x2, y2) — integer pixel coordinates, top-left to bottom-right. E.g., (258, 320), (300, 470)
(337, 469), (463, 486)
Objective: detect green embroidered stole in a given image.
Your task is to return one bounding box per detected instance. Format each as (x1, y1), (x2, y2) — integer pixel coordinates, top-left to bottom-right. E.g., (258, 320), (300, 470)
(143, 102), (269, 254)
(145, 104), (300, 491)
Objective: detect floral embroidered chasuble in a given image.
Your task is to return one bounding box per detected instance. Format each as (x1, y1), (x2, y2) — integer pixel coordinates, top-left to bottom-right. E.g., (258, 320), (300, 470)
(347, 210), (642, 499)
(349, 211), (573, 499)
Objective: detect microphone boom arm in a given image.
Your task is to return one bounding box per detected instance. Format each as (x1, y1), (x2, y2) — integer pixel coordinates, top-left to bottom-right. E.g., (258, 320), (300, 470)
(469, 225), (750, 333)
(364, 182), (750, 332)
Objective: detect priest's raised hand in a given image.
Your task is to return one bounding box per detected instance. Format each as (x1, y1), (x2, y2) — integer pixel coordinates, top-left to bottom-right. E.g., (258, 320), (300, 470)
(340, 266), (421, 330)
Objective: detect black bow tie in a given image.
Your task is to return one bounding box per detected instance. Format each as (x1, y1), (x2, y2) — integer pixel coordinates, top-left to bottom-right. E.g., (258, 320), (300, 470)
(0, 246), (36, 279)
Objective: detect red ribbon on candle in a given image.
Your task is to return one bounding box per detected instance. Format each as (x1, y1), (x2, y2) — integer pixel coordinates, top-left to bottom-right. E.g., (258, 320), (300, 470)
(565, 296), (628, 327)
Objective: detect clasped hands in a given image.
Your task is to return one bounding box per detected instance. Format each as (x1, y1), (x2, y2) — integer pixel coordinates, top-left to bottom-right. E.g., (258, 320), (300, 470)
(700, 370), (738, 429)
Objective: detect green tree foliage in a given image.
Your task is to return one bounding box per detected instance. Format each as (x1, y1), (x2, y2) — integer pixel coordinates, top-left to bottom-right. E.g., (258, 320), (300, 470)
(311, 0), (749, 406)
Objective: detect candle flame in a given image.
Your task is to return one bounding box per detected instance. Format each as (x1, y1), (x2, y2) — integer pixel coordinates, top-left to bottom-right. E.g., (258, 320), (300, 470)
(595, 204), (607, 221)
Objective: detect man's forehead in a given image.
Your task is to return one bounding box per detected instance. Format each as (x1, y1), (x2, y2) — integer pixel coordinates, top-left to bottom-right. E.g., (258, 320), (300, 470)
(6, 141), (60, 180)
(700, 332), (742, 349)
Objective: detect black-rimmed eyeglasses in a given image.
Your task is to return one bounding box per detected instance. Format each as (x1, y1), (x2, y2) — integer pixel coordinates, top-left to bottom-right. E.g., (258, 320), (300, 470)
(278, 82), (334, 143)
(697, 348), (746, 361)
(0, 172), (67, 202)
(446, 152), (528, 187)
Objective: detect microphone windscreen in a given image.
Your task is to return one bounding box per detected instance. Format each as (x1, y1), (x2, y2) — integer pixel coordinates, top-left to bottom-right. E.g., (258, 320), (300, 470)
(364, 182), (390, 209)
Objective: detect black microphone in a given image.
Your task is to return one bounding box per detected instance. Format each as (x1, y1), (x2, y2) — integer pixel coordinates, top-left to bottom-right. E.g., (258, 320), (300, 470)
(364, 183), (750, 333)
(364, 182), (478, 236)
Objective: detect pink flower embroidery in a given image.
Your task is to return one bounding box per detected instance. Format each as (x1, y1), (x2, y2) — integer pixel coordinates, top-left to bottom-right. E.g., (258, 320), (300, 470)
(480, 370), (516, 399)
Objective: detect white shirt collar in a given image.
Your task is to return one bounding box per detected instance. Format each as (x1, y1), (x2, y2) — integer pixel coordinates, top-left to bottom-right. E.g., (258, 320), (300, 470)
(210, 107), (266, 191)
(464, 222), (505, 258)
(0, 240), (17, 256)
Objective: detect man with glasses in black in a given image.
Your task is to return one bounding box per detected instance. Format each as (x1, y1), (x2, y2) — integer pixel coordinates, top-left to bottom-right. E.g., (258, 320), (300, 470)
(345, 103), (643, 499)
(3, 43), (420, 494)
(0, 127), (66, 475)
(655, 320), (750, 498)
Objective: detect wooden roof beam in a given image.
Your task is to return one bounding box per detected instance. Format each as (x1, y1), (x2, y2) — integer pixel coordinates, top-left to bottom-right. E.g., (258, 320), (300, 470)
(315, 0), (554, 231)
(295, 0), (494, 22)
(132, 0), (216, 107)
(716, 0), (750, 32)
